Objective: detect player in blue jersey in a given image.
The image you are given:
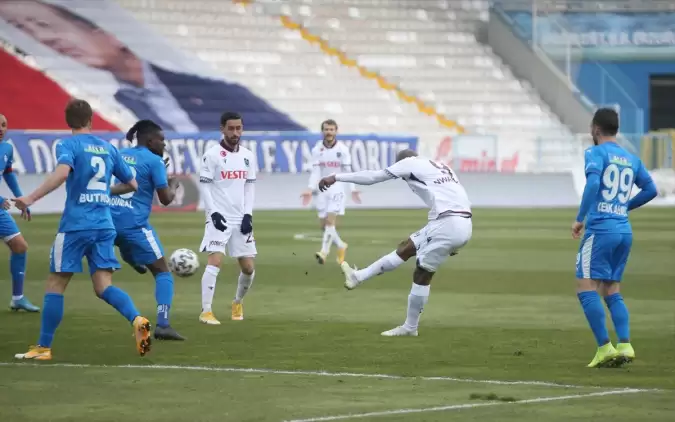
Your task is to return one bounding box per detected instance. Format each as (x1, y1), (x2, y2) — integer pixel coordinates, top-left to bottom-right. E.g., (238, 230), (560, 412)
(0, 113), (39, 312)
(109, 120), (184, 341)
(12, 99), (152, 360)
(572, 108), (657, 368)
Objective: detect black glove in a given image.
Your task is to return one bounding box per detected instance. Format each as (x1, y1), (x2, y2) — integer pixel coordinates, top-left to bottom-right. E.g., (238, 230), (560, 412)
(211, 212), (227, 232)
(241, 214), (253, 235)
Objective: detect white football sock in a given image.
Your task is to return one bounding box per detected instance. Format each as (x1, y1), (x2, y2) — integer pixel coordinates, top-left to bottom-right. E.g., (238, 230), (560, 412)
(235, 271), (255, 303)
(403, 283), (430, 331)
(354, 250), (404, 282)
(201, 265), (220, 312)
(321, 226), (333, 255)
(325, 225), (346, 248)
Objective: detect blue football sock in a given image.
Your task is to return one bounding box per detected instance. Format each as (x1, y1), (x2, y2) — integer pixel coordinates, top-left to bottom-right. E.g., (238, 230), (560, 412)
(101, 286), (140, 324)
(605, 293), (630, 343)
(155, 272), (174, 327)
(10, 252), (26, 298)
(38, 293), (64, 348)
(578, 291), (610, 347)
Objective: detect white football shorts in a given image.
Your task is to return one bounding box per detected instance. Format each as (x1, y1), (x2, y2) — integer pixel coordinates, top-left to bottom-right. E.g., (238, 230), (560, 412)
(409, 215), (472, 272)
(316, 189), (346, 219)
(200, 220), (257, 258)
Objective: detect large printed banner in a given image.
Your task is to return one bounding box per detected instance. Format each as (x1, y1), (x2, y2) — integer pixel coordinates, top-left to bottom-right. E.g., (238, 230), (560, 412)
(503, 11), (675, 60)
(3, 131), (417, 175)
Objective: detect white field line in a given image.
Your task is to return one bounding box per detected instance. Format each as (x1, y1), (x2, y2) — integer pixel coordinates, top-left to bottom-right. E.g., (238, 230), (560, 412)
(293, 233), (388, 245)
(283, 389), (652, 422)
(0, 362), (653, 391)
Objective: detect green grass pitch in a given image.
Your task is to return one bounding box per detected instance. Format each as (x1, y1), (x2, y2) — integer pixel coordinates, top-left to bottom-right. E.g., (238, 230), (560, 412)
(0, 208), (673, 421)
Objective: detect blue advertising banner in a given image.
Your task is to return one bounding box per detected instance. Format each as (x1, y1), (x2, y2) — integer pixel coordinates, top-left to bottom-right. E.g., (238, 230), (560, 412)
(502, 11), (675, 60)
(2, 131), (417, 175)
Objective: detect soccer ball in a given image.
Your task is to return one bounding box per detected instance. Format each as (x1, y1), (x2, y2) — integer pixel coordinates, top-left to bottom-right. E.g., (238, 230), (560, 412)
(169, 248), (200, 278)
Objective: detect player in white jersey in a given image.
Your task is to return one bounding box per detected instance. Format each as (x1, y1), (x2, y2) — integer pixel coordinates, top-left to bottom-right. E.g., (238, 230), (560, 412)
(319, 149), (472, 337)
(198, 112), (257, 325)
(301, 119), (361, 265)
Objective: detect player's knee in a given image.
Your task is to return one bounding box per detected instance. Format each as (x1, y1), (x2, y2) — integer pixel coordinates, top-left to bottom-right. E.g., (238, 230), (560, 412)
(239, 259), (255, 275)
(413, 262), (434, 286)
(576, 277), (600, 293)
(207, 253), (223, 268)
(396, 239), (416, 261)
(8, 236), (28, 254)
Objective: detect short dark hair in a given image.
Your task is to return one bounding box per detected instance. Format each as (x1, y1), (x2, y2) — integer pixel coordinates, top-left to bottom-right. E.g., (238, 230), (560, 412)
(65, 99), (93, 129)
(592, 108), (619, 136)
(321, 119), (338, 131)
(126, 119), (162, 142)
(220, 112), (242, 126)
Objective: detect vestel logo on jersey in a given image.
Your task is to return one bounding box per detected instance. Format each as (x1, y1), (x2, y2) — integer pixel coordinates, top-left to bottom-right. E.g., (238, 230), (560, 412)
(220, 170), (248, 179)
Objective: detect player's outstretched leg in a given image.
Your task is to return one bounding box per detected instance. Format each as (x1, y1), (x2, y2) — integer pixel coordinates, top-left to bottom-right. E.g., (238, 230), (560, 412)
(93, 270), (152, 356)
(200, 253), (222, 325)
(382, 265), (433, 337)
(232, 258), (255, 321)
(577, 279), (619, 368)
(5, 233), (39, 312)
(341, 238), (414, 290)
(15, 273), (71, 360)
(146, 257), (185, 340)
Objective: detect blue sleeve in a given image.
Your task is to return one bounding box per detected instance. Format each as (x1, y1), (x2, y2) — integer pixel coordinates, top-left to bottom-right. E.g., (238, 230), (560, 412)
(2, 148), (22, 197)
(111, 147), (134, 184)
(576, 172), (601, 223)
(584, 148), (603, 176)
(627, 162), (657, 211)
(151, 157), (168, 190)
(55, 139), (76, 168)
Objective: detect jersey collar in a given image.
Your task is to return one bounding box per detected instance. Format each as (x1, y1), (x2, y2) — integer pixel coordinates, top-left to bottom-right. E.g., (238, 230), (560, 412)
(220, 139), (239, 153)
(322, 139), (337, 149)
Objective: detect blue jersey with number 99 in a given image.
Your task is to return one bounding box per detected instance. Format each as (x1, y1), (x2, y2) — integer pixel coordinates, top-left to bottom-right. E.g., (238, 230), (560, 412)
(583, 142), (651, 234)
(56, 134), (134, 233)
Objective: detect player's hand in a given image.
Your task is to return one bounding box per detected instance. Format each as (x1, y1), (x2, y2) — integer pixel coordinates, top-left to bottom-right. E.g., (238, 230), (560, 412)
(1, 198), (10, 210)
(318, 175), (337, 192)
(571, 221), (584, 239)
(11, 196), (34, 211)
(351, 191), (362, 204)
(241, 214), (253, 235)
(211, 212), (227, 232)
(21, 208), (31, 221)
(168, 177), (180, 189)
(300, 189), (313, 206)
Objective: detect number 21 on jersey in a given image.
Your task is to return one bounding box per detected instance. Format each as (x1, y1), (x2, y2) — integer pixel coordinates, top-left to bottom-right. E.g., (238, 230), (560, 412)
(601, 163), (634, 204)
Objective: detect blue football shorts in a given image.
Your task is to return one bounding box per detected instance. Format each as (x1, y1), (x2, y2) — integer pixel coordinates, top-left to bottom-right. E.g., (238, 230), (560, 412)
(50, 229), (120, 275)
(0, 209), (20, 243)
(115, 225), (165, 267)
(575, 232), (633, 282)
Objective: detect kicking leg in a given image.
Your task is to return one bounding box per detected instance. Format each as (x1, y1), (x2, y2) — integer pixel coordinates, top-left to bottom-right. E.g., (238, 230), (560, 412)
(381, 264), (433, 337)
(7, 234), (39, 312)
(148, 258), (185, 340)
(341, 238), (414, 290)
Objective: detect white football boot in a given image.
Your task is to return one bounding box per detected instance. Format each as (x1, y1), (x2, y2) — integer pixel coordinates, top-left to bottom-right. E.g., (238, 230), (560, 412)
(381, 325), (419, 337)
(340, 262), (362, 290)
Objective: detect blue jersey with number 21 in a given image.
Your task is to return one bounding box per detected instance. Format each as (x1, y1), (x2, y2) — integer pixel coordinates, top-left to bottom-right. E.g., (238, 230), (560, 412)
(56, 134), (134, 233)
(583, 142), (651, 234)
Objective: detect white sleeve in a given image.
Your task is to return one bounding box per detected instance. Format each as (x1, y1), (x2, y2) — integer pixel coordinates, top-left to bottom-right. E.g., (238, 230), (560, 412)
(335, 170), (394, 185)
(244, 152), (255, 214)
(340, 147), (356, 192)
(199, 152), (216, 214)
(307, 148), (321, 191)
(384, 157), (413, 179)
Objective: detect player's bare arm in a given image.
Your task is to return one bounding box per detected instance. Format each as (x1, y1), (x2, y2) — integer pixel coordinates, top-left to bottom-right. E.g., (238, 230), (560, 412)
(12, 164), (72, 209)
(156, 179), (179, 206)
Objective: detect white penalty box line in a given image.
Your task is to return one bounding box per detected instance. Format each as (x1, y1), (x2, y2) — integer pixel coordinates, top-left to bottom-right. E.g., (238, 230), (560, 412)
(0, 362), (660, 392)
(283, 388), (653, 422)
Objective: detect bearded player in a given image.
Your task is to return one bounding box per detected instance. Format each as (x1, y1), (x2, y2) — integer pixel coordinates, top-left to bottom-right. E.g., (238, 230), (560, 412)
(198, 112), (256, 325)
(319, 149), (472, 337)
(301, 119), (361, 265)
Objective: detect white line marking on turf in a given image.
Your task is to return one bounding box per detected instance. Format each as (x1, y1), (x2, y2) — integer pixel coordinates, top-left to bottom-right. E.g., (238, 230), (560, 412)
(293, 233), (387, 245)
(0, 362), (655, 391)
(282, 389), (651, 422)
